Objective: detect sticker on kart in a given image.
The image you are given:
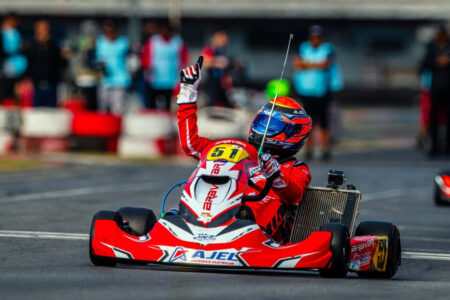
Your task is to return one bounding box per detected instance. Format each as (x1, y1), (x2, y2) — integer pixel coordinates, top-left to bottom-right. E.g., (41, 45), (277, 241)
(160, 246), (244, 266)
(206, 144), (249, 163)
(373, 236), (389, 272)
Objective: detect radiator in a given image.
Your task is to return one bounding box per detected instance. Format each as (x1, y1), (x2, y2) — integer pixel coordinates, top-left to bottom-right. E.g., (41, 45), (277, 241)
(289, 186), (361, 243)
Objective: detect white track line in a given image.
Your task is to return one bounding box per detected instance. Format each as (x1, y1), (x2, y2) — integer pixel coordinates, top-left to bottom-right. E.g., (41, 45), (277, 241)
(398, 225), (450, 233)
(403, 251), (450, 261)
(1, 230), (450, 262)
(362, 187), (427, 202)
(402, 236), (450, 243)
(0, 230), (88, 240)
(0, 182), (163, 204)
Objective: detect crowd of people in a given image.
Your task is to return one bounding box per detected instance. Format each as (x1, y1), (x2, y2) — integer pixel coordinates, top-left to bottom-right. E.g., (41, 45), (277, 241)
(0, 14), (239, 115)
(0, 14), (344, 160)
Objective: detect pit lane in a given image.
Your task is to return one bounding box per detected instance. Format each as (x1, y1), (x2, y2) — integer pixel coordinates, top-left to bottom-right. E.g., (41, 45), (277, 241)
(1, 149), (450, 299)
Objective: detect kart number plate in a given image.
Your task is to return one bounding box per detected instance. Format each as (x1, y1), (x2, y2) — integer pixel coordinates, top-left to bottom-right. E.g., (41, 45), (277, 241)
(207, 144), (249, 163)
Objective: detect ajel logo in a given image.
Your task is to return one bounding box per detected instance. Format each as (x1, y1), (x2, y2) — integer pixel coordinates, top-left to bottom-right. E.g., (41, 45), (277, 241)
(168, 247), (188, 263)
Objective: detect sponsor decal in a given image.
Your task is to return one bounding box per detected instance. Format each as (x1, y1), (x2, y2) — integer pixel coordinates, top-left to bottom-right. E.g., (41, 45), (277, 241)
(168, 247), (188, 263)
(350, 236), (378, 272)
(350, 252), (372, 271)
(351, 239), (375, 252)
(248, 166), (261, 177)
(193, 233), (216, 242)
(165, 247), (241, 266)
(373, 236), (389, 272)
(203, 184), (219, 211)
(211, 163), (225, 175)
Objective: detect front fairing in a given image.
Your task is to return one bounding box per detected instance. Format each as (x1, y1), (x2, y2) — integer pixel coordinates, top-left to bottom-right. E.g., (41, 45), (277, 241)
(179, 139), (260, 227)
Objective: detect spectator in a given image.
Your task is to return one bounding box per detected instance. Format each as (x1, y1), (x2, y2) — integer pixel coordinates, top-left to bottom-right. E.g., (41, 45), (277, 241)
(25, 20), (66, 107)
(417, 62), (433, 150)
(134, 21), (158, 108)
(74, 20), (101, 111)
(421, 25), (450, 157)
(140, 22), (189, 111)
(0, 13), (27, 103)
(201, 30), (233, 107)
(96, 19), (131, 115)
(293, 25), (343, 161)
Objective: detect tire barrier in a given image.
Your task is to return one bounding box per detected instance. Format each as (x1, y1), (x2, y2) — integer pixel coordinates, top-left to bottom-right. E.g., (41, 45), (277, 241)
(118, 136), (176, 158)
(0, 133), (13, 154)
(21, 108), (72, 138)
(118, 111), (178, 158)
(72, 112), (122, 138)
(122, 112), (176, 140)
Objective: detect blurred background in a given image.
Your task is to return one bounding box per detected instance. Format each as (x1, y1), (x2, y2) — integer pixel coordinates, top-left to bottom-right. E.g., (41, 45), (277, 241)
(0, 0), (449, 162)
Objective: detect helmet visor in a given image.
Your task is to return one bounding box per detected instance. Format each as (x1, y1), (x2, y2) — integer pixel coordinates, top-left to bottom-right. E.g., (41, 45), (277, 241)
(252, 112), (301, 138)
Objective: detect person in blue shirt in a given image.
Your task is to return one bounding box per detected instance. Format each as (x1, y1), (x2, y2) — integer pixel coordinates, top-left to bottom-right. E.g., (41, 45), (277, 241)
(96, 20), (131, 115)
(0, 13), (27, 103)
(293, 25), (343, 161)
(140, 22), (189, 111)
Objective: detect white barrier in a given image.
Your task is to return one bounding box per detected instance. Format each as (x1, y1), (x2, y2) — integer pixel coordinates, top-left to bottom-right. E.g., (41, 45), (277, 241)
(0, 109), (7, 130)
(197, 107), (250, 140)
(0, 133), (13, 154)
(21, 108), (72, 138)
(122, 113), (176, 139)
(118, 137), (172, 158)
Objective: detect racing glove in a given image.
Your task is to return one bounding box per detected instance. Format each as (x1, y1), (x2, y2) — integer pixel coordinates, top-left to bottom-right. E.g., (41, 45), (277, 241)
(259, 153), (287, 189)
(177, 56), (203, 105)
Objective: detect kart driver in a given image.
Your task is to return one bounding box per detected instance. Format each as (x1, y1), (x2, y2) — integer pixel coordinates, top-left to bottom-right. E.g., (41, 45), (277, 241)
(177, 57), (312, 241)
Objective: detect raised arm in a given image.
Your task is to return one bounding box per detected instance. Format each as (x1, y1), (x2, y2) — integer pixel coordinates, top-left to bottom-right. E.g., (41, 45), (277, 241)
(176, 56), (212, 160)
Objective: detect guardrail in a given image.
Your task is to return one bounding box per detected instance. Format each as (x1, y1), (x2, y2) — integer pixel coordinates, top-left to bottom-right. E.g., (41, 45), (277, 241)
(0, 0), (449, 19)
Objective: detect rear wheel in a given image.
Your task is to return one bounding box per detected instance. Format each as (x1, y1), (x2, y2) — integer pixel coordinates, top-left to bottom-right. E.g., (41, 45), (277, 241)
(89, 210), (117, 267)
(319, 223), (350, 278)
(355, 221), (401, 279)
(117, 207), (157, 236)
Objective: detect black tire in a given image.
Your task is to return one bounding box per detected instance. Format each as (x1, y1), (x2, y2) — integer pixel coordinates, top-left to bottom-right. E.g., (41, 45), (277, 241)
(355, 221), (401, 279)
(434, 187), (448, 206)
(89, 210), (118, 267)
(117, 207), (157, 236)
(319, 223), (350, 278)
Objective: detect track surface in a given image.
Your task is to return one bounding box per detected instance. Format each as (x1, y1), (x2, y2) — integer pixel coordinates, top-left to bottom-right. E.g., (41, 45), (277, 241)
(1, 149), (450, 299)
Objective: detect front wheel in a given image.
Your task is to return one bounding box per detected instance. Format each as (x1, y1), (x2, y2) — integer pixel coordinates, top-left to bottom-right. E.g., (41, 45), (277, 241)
(355, 221), (401, 279)
(319, 223), (350, 278)
(89, 210), (118, 267)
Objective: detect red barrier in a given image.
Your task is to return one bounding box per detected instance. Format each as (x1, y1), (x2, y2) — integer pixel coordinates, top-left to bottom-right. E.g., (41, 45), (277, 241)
(72, 112), (122, 138)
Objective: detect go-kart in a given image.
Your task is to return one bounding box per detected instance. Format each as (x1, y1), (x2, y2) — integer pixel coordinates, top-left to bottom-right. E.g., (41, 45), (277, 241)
(89, 138), (401, 278)
(434, 170), (450, 206)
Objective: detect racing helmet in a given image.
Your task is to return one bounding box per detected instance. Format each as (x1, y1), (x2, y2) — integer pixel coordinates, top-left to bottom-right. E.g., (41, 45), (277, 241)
(248, 97), (312, 157)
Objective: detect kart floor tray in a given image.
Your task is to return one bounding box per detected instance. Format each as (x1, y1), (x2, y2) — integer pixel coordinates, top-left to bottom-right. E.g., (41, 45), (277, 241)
(290, 186), (361, 243)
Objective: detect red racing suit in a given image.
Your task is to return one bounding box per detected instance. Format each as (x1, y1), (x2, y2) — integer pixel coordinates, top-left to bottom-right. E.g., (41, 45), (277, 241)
(177, 103), (311, 238)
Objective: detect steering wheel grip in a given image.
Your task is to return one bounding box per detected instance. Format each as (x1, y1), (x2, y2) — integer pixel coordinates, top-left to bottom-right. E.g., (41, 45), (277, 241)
(242, 171), (279, 202)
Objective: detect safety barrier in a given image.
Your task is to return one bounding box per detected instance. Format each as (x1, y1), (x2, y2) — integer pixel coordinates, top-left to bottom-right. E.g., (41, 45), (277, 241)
(118, 111), (178, 158)
(21, 108), (72, 138)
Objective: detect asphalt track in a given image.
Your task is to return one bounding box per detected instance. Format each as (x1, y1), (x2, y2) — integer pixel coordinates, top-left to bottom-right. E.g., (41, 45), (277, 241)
(1, 149), (450, 299)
